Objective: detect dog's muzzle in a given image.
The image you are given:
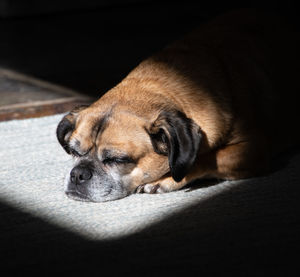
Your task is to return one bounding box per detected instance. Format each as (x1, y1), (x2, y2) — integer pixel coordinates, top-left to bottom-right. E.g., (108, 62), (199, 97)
(65, 160), (129, 202)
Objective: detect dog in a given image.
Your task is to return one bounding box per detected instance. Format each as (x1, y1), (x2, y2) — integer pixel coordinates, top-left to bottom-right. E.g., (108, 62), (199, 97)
(57, 10), (300, 202)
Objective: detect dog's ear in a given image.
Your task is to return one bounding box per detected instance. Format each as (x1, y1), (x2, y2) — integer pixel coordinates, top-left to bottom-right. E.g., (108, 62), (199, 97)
(148, 110), (202, 182)
(56, 105), (88, 154)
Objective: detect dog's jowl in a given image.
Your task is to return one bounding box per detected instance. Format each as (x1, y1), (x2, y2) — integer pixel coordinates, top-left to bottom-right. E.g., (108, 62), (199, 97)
(57, 10), (300, 202)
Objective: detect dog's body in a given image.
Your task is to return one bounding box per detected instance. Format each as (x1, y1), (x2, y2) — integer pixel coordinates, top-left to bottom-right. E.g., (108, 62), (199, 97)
(57, 10), (300, 202)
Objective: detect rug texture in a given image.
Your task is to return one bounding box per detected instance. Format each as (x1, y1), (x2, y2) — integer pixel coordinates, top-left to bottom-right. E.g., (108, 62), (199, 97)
(0, 114), (299, 275)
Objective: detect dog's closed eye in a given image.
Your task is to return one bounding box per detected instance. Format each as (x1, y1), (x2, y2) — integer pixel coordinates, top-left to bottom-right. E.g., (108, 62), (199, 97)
(102, 156), (135, 165)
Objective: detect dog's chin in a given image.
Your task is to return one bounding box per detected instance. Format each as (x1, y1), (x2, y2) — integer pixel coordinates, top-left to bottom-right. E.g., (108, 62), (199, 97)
(65, 188), (126, 202)
(65, 188), (129, 202)
(65, 190), (93, 202)
(64, 178), (130, 202)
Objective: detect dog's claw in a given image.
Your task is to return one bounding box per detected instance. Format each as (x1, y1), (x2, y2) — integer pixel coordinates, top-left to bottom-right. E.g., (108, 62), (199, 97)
(136, 184), (145, 193)
(148, 184), (160, 194)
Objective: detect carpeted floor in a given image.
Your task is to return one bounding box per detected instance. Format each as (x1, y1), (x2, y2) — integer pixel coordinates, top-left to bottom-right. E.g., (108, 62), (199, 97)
(0, 114), (299, 275)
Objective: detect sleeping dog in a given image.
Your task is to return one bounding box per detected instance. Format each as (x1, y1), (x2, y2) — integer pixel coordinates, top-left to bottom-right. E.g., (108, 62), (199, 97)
(57, 10), (300, 202)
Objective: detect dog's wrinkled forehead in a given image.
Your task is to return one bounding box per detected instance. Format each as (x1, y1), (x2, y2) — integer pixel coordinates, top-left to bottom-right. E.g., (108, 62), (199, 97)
(67, 108), (151, 158)
(65, 107), (113, 157)
(68, 110), (110, 156)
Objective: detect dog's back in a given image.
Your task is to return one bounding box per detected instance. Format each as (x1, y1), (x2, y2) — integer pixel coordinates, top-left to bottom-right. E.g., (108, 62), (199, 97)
(205, 9), (300, 154)
(130, 9), (300, 156)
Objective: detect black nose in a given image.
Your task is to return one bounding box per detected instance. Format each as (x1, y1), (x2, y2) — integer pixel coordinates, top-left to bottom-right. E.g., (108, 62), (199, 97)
(70, 165), (92, 185)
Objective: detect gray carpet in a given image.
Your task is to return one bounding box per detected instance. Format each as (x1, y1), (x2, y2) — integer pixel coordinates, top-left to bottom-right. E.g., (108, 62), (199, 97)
(0, 114), (299, 275)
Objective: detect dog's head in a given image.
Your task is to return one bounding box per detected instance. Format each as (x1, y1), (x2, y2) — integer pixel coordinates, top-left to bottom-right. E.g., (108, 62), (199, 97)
(57, 104), (201, 202)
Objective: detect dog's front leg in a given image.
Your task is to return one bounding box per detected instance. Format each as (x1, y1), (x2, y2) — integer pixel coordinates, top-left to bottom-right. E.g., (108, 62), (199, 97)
(136, 151), (217, 194)
(136, 138), (270, 194)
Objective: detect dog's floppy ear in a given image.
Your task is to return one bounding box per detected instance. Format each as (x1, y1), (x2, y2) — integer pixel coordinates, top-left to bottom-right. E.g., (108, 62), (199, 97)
(56, 105), (88, 154)
(148, 110), (202, 182)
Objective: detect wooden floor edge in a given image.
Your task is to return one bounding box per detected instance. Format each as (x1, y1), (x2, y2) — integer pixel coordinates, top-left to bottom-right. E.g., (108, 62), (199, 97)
(0, 96), (92, 111)
(0, 99), (92, 122)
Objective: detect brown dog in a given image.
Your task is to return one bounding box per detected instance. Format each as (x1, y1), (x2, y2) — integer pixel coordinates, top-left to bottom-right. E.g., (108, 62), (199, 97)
(57, 10), (300, 202)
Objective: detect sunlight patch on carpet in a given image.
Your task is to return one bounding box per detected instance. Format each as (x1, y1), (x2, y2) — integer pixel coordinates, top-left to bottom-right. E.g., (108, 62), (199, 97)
(0, 114), (242, 240)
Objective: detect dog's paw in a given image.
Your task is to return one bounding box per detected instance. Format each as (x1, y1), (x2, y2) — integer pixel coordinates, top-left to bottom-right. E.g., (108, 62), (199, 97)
(136, 183), (165, 194)
(136, 176), (186, 194)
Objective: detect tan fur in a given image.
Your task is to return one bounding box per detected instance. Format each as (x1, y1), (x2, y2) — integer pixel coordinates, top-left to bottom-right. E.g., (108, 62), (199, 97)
(64, 10), (300, 194)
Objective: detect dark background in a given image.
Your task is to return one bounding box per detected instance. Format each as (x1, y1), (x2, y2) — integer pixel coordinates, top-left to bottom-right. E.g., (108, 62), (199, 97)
(1, 0), (299, 98)
(1, 1), (300, 275)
